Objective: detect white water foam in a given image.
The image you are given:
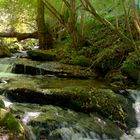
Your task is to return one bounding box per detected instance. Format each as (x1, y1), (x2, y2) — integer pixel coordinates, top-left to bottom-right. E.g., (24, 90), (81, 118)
(0, 95), (13, 108)
(121, 90), (140, 140)
(22, 112), (41, 125)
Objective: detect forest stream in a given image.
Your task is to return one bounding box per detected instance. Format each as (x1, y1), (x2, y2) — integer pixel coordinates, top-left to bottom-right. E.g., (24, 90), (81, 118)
(0, 56), (140, 140)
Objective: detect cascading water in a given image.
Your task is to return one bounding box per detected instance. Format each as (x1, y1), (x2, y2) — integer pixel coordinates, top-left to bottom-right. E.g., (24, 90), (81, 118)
(10, 103), (122, 140)
(1, 57), (140, 140)
(0, 58), (15, 73)
(121, 90), (140, 140)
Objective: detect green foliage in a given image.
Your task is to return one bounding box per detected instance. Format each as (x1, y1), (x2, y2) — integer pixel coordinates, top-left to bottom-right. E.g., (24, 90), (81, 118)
(0, 39), (11, 57)
(105, 70), (125, 83)
(93, 48), (117, 73)
(0, 0), (36, 33)
(92, 44), (134, 75)
(0, 99), (5, 108)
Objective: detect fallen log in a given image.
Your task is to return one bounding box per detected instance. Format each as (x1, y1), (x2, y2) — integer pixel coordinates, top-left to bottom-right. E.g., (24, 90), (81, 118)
(0, 32), (38, 41)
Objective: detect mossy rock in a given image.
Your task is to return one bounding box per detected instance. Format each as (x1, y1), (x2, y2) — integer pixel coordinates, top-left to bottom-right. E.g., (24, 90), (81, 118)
(27, 50), (56, 61)
(14, 58), (95, 78)
(0, 108), (25, 139)
(31, 111), (123, 139)
(105, 70), (126, 89)
(105, 70), (126, 83)
(11, 103), (123, 139)
(5, 87), (136, 128)
(92, 45), (133, 75)
(121, 52), (140, 82)
(0, 99), (5, 108)
(0, 108), (24, 133)
(47, 87), (135, 127)
(70, 55), (91, 67)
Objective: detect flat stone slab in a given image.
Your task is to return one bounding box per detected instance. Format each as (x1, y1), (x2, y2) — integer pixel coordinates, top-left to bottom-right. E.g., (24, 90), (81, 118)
(13, 58), (96, 78)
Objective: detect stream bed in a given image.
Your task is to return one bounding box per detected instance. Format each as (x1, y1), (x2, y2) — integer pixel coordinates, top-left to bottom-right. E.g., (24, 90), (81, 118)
(0, 57), (140, 140)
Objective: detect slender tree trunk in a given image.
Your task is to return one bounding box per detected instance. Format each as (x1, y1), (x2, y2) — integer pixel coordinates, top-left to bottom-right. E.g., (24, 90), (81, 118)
(114, 0), (119, 28)
(37, 0), (52, 50)
(121, 0), (136, 49)
(131, 0), (140, 35)
(80, 0), (134, 45)
(69, 0), (79, 48)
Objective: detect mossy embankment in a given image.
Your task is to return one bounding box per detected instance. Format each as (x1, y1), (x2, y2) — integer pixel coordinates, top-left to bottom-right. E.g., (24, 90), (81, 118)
(27, 19), (140, 88)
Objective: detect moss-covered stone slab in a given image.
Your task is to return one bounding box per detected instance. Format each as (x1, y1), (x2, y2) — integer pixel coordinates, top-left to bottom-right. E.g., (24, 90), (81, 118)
(5, 87), (136, 129)
(13, 58), (96, 78)
(27, 50), (56, 61)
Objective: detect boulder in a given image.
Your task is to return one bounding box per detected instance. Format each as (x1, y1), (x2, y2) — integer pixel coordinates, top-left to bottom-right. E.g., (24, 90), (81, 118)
(0, 108), (25, 139)
(121, 52), (140, 83)
(5, 87), (137, 130)
(92, 45), (133, 75)
(27, 50), (56, 61)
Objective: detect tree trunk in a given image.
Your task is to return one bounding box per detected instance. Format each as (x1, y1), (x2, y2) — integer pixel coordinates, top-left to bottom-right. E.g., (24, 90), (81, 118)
(80, 0), (134, 45)
(69, 0), (80, 48)
(37, 0), (48, 49)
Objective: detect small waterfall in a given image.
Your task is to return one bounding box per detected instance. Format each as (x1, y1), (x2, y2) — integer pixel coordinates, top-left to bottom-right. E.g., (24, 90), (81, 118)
(0, 58), (15, 73)
(121, 90), (140, 140)
(0, 95), (13, 108)
(22, 112), (41, 140)
(50, 127), (103, 140)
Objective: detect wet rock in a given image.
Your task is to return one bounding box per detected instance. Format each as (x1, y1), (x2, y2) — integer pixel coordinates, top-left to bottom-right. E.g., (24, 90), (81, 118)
(121, 52), (140, 83)
(27, 50), (56, 61)
(13, 58), (96, 78)
(10, 103), (123, 140)
(92, 45), (133, 76)
(5, 87), (137, 130)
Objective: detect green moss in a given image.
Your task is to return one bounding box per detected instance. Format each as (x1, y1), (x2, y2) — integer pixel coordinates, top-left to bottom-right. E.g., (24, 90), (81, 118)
(0, 108), (24, 133)
(121, 52), (140, 81)
(93, 45), (133, 75)
(70, 55), (91, 67)
(5, 86), (136, 128)
(105, 70), (126, 83)
(93, 48), (118, 73)
(0, 99), (5, 108)
(27, 50), (56, 61)
(48, 87), (130, 124)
